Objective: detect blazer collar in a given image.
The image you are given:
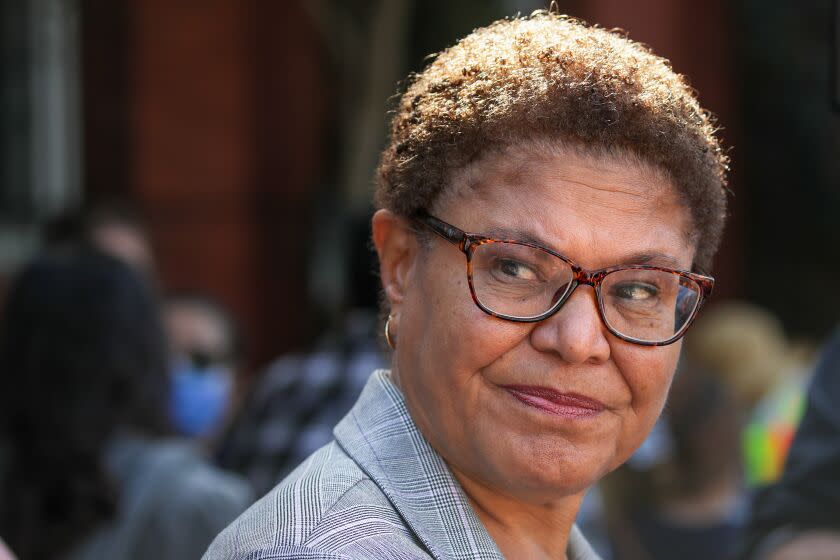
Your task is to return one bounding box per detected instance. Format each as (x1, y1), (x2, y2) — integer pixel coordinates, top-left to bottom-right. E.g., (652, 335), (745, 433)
(334, 370), (504, 560)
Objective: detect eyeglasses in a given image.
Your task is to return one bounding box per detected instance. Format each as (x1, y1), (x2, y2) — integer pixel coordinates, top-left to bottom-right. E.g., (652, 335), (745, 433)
(415, 213), (714, 346)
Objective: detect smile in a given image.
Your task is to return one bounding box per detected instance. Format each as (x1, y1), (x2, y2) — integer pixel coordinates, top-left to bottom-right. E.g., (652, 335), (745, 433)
(501, 385), (605, 419)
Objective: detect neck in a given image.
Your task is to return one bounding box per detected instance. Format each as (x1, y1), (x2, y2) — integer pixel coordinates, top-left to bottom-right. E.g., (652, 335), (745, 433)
(450, 464), (583, 560)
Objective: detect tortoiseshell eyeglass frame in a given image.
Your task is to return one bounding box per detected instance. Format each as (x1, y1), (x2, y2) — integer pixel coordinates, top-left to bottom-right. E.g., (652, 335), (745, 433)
(414, 213), (714, 347)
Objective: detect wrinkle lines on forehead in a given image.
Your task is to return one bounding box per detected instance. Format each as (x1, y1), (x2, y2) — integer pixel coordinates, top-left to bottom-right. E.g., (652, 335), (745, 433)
(476, 221), (685, 269)
(432, 141), (697, 255)
(431, 143), (696, 269)
(547, 173), (654, 201)
(436, 138), (675, 212)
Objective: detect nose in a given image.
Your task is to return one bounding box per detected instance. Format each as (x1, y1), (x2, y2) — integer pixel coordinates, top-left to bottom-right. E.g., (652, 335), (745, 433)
(529, 285), (612, 364)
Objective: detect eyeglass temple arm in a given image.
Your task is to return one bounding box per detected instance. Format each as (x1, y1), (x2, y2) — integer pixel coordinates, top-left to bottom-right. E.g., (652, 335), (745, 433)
(417, 214), (469, 249)
(697, 275), (715, 298)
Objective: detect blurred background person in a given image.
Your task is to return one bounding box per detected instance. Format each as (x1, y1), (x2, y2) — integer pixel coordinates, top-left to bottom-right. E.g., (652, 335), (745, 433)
(604, 362), (745, 560)
(0, 249), (252, 560)
(215, 213), (386, 495)
(47, 202), (248, 447)
(44, 200), (157, 281)
(737, 326), (840, 560)
(685, 302), (817, 488)
(165, 293), (243, 442)
(602, 302), (822, 560)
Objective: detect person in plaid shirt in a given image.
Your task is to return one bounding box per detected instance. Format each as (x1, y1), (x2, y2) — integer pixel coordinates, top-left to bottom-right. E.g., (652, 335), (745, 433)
(215, 309), (385, 495)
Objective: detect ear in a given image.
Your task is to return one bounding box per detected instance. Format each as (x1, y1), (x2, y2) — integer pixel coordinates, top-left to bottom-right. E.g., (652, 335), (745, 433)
(372, 209), (419, 315)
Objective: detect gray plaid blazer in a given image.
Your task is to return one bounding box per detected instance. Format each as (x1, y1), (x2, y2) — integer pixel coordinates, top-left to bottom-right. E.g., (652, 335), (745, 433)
(203, 370), (602, 560)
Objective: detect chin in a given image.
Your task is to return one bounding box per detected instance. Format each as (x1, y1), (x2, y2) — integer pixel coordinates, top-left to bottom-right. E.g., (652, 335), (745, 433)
(490, 439), (615, 499)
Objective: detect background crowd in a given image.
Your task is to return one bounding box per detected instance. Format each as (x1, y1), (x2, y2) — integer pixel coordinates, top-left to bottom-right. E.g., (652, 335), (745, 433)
(0, 0), (838, 559)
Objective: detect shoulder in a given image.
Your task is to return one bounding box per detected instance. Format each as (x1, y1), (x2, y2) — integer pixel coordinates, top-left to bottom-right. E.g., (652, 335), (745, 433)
(164, 448), (254, 526)
(203, 441), (426, 560)
(136, 440), (252, 515)
(66, 439), (253, 560)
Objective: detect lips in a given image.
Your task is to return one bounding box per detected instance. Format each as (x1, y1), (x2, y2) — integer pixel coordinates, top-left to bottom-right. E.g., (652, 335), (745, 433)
(501, 384), (605, 418)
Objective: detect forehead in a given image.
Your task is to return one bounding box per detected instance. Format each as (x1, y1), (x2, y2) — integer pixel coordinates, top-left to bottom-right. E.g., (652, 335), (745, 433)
(433, 142), (695, 269)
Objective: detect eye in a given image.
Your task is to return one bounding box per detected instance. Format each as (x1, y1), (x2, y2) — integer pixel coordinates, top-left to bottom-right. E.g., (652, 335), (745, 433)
(495, 258), (539, 281)
(612, 282), (660, 302)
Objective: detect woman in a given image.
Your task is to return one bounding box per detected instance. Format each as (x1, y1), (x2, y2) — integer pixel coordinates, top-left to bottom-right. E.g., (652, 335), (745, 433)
(0, 250), (252, 560)
(205, 12), (727, 560)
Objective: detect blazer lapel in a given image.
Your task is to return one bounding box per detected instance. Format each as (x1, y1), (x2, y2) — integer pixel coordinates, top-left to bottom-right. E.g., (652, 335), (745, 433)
(334, 370), (504, 560)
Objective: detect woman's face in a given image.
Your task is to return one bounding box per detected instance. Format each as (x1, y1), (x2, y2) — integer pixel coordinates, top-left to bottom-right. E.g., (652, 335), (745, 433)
(374, 145), (695, 503)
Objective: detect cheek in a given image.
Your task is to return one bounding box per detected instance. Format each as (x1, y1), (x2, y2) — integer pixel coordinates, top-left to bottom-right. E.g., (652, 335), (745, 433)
(396, 256), (527, 445)
(407, 255), (521, 371)
(614, 344), (680, 454)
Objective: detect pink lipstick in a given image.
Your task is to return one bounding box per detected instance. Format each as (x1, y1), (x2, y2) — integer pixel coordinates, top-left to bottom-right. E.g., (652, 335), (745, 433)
(502, 385), (605, 418)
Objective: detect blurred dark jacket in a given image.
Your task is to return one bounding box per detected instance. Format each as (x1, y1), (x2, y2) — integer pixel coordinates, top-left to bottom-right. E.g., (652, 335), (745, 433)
(738, 326), (840, 558)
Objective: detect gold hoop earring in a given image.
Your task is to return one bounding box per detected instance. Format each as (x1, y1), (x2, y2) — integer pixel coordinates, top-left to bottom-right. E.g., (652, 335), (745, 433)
(384, 315), (396, 350)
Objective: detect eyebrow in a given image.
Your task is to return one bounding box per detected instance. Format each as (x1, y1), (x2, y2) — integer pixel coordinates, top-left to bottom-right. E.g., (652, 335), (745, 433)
(480, 225), (550, 248)
(477, 225), (684, 269)
(620, 252), (683, 268)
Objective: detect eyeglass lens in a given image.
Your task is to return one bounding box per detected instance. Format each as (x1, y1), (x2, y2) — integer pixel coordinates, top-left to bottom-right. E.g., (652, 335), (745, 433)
(469, 241), (701, 343)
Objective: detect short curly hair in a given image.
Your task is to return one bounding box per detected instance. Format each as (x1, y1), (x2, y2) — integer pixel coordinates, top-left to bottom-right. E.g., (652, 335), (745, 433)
(375, 12), (729, 272)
